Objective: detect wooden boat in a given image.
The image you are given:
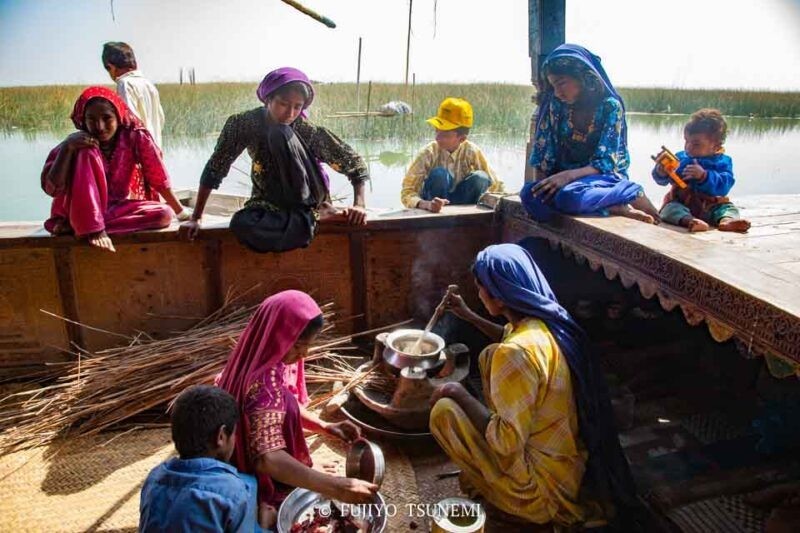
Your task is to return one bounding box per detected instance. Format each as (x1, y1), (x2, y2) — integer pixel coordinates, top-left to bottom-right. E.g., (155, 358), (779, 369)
(2, 1), (799, 530)
(2, 192), (798, 376)
(4, 190), (800, 531)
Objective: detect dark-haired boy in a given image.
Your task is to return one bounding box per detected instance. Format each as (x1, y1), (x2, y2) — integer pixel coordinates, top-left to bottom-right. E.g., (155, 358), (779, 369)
(653, 108), (750, 233)
(102, 41), (165, 149)
(401, 97), (504, 212)
(139, 385), (264, 532)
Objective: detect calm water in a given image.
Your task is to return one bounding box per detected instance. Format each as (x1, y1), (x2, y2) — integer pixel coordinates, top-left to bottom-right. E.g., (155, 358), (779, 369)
(2, 115), (799, 222)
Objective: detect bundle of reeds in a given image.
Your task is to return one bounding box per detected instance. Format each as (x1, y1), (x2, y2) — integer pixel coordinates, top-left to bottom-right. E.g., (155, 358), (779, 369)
(0, 294), (409, 455)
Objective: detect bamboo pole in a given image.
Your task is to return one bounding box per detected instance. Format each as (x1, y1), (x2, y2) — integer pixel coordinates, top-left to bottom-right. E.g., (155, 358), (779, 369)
(412, 72), (416, 114)
(404, 0), (413, 91)
(356, 37), (363, 112)
(363, 81), (373, 140)
(280, 0), (336, 28)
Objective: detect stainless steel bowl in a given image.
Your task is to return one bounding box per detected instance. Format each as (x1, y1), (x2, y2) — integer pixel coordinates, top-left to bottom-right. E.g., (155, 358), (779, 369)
(277, 488), (387, 533)
(383, 328), (446, 370)
(346, 438), (385, 488)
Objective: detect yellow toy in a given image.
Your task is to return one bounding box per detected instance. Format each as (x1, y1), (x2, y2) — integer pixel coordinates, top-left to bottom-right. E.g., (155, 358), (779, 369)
(651, 146), (688, 189)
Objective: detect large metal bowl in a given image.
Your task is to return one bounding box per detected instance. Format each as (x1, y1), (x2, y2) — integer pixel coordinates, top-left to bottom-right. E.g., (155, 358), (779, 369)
(383, 328), (445, 370)
(277, 487), (387, 533)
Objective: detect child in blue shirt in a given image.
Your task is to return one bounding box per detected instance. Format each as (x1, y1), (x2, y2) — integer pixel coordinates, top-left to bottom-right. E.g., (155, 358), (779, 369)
(652, 108), (750, 233)
(139, 385), (265, 532)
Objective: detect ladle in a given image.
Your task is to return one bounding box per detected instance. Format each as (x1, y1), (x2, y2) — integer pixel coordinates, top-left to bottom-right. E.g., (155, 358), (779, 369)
(408, 284), (458, 355)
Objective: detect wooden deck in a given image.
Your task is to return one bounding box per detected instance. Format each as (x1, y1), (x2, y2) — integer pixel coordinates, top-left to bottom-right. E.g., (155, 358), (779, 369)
(501, 194), (800, 368)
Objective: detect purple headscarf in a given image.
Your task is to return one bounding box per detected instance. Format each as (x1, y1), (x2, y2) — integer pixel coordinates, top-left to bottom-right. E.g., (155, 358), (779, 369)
(256, 67), (315, 119)
(256, 67), (329, 188)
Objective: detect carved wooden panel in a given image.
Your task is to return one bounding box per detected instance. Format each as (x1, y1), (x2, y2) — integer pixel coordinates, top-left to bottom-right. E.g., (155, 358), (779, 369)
(71, 242), (208, 351)
(500, 200), (800, 365)
(221, 234), (354, 328)
(0, 248), (68, 370)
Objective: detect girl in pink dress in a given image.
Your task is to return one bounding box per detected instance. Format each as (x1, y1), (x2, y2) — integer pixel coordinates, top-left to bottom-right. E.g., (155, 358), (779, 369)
(217, 290), (377, 529)
(41, 86), (185, 252)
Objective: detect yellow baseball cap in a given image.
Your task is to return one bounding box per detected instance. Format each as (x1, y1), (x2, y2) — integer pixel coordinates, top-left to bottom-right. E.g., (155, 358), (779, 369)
(426, 97), (473, 130)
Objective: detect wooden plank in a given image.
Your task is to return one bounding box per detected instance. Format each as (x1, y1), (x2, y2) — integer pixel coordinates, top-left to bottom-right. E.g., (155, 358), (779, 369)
(53, 247), (85, 350)
(528, 0), (566, 82)
(364, 225), (498, 328)
(0, 206), (496, 249)
(778, 262), (800, 276)
(349, 232), (368, 333)
(0, 247), (69, 374)
(70, 241), (209, 351)
(220, 233), (354, 330)
(203, 239), (224, 314)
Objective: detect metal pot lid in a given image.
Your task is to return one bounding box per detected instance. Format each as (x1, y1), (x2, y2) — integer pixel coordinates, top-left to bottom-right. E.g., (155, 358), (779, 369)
(345, 437), (385, 489)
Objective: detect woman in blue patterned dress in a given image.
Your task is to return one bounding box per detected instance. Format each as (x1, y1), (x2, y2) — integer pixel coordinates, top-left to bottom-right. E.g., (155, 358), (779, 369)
(521, 44), (660, 224)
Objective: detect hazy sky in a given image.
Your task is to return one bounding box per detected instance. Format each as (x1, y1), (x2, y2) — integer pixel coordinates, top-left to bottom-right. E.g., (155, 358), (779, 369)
(1, 0), (799, 90)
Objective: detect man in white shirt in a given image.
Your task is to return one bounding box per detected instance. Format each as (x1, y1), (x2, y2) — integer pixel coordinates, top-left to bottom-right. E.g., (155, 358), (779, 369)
(102, 42), (165, 149)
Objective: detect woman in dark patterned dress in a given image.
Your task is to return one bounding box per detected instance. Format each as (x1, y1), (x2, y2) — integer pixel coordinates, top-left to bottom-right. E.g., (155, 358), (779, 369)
(179, 67), (370, 252)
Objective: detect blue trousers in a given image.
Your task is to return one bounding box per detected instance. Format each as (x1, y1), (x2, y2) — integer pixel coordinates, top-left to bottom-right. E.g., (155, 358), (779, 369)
(421, 167), (491, 205)
(520, 173), (644, 222)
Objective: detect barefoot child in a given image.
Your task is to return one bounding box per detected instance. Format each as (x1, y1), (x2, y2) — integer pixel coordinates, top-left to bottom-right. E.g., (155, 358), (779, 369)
(652, 109), (750, 233)
(41, 87), (186, 252)
(139, 385), (263, 532)
(521, 44), (660, 224)
(179, 68), (370, 252)
(401, 97), (504, 212)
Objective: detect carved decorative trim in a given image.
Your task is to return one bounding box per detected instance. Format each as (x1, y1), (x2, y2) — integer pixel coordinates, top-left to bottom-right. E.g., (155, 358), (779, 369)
(500, 201), (800, 367)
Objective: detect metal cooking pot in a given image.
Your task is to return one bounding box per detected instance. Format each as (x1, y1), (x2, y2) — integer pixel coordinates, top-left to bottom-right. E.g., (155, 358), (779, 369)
(382, 328), (446, 370)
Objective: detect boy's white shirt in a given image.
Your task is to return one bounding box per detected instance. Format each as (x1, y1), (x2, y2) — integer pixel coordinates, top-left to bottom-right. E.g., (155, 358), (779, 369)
(116, 70), (165, 149)
(400, 139), (505, 208)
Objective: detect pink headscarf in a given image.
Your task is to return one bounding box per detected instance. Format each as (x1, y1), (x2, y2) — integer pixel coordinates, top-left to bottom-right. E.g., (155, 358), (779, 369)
(217, 290), (322, 407)
(70, 86), (143, 131)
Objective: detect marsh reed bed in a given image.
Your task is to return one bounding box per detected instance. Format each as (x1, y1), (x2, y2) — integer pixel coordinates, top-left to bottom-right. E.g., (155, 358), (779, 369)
(2, 83), (797, 142)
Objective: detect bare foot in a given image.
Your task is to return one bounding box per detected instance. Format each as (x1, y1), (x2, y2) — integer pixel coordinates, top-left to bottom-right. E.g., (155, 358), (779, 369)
(87, 230), (116, 252)
(684, 217), (710, 232)
(630, 193), (662, 224)
(258, 503), (277, 529)
(609, 204), (656, 224)
(718, 217), (751, 233)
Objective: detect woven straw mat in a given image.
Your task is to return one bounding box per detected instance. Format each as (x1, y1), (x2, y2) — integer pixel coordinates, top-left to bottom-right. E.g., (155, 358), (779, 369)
(0, 428), (420, 532)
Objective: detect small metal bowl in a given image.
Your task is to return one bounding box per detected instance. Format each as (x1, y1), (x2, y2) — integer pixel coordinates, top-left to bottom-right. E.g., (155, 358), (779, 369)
(277, 488), (387, 533)
(346, 438), (385, 488)
(431, 497), (486, 533)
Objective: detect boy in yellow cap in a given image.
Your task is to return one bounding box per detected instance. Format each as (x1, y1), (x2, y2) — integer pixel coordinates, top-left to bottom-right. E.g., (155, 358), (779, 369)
(401, 97), (504, 212)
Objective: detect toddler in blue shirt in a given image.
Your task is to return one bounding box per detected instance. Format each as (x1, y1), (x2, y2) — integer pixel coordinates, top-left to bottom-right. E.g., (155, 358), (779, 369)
(139, 385), (265, 532)
(652, 108), (750, 233)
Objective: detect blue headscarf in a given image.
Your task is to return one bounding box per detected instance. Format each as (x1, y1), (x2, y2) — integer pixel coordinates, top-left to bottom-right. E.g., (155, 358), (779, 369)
(531, 43), (628, 165)
(473, 243), (636, 513)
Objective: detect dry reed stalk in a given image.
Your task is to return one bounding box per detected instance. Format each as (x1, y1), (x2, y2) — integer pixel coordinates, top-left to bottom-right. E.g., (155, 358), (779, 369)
(0, 291), (409, 455)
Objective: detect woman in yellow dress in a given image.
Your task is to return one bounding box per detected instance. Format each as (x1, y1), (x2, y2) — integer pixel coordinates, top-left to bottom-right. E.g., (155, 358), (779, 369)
(430, 243), (634, 526)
